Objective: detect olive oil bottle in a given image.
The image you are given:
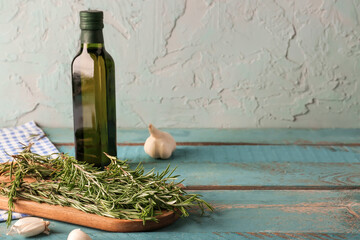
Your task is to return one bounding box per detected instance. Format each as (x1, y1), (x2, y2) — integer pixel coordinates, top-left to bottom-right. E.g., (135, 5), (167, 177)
(71, 10), (116, 168)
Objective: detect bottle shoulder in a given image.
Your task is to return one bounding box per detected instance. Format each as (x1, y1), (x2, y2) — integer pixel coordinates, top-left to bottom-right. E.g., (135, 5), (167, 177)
(103, 50), (114, 66)
(72, 49), (93, 68)
(73, 47), (113, 58)
(71, 50), (82, 65)
(71, 47), (114, 71)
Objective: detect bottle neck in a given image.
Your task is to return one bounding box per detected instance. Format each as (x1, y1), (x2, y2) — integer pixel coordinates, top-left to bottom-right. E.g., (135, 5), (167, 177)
(80, 43), (104, 51)
(80, 29), (104, 44)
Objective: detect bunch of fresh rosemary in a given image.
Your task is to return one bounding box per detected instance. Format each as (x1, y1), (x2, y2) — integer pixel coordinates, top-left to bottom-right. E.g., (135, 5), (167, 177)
(0, 145), (213, 226)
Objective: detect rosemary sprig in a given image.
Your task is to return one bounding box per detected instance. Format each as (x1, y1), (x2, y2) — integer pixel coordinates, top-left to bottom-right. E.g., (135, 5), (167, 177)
(0, 147), (213, 226)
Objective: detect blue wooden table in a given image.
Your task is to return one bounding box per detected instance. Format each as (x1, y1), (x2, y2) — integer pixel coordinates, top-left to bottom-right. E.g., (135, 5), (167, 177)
(1, 128), (360, 239)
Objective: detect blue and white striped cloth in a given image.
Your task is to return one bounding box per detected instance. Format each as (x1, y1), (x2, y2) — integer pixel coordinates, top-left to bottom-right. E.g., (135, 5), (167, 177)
(0, 121), (59, 221)
(0, 211), (28, 222)
(0, 121), (58, 162)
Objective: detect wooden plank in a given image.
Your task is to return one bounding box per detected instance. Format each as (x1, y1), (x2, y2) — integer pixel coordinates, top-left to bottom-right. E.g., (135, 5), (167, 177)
(1, 231), (358, 240)
(58, 145), (360, 163)
(156, 190), (360, 233)
(3, 231), (359, 240)
(1, 190), (360, 239)
(57, 145), (360, 187)
(43, 128), (360, 145)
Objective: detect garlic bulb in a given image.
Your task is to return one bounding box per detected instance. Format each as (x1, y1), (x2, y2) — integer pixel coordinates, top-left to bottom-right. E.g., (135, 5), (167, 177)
(144, 124), (176, 159)
(67, 229), (92, 240)
(7, 217), (50, 237)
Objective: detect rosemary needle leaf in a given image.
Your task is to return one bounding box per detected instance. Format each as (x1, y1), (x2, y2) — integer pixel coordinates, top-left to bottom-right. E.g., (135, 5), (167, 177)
(0, 146), (213, 227)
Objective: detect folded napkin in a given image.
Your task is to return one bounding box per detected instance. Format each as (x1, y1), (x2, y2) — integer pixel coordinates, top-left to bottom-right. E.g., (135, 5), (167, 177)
(0, 121), (59, 221)
(0, 121), (59, 162)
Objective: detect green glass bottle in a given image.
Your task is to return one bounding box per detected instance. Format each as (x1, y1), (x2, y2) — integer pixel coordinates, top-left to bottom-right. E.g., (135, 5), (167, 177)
(71, 10), (116, 168)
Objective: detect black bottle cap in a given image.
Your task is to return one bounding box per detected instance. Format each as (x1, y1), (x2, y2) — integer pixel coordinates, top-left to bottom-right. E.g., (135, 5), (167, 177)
(80, 10), (104, 30)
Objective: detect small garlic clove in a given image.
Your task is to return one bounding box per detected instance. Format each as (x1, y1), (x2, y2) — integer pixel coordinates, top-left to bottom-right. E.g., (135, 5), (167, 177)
(67, 229), (92, 240)
(144, 124), (176, 159)
(18, 221), (50, 237)
(13, 217), (44, 227)
(7, 217), (50, 237)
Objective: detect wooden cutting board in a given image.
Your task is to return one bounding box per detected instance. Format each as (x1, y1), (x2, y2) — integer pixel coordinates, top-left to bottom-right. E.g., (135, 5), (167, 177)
(0, 173), (180, 232)
(0, 195), (179, 232)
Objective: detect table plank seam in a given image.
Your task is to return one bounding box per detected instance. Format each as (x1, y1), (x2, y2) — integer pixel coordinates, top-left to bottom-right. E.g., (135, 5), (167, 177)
(183, 185), (360, 191)
(54, 142), (360, 146)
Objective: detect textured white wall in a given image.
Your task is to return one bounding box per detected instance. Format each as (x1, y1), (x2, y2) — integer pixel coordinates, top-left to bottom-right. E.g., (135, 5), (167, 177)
(0, 0), (359, 128)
